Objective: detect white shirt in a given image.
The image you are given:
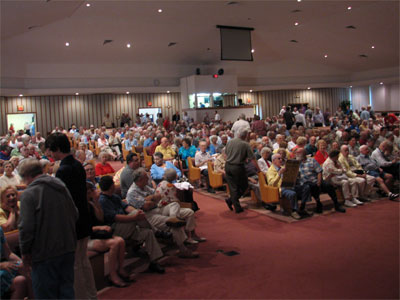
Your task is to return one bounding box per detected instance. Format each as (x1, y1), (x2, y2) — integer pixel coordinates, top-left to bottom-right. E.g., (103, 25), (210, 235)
(215, 113), (221, 121)
(231, 119), (250, 138)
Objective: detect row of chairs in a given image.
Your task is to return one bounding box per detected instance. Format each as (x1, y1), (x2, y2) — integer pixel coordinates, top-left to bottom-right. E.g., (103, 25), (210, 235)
(187, 158), (345, 215)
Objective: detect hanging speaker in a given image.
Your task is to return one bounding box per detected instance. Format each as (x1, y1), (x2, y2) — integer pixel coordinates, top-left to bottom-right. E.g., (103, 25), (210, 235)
(218, 68), (224, 76)
(196, 68), (201, 75)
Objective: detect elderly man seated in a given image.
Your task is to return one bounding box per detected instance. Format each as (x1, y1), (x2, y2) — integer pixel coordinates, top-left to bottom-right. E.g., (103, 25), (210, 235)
(339, 145), (375, 202)
(296, 148), (346, 213)
(267, 153), (312, 220)
(195, 140), (215, 193)
(322, 150), (360, 207)
(154, 137), (176, 161)
(98, 176), (166, 273)
(126, 168), (200, 258)
(357, 145), (398, 200)
(371, 141), (399, 181)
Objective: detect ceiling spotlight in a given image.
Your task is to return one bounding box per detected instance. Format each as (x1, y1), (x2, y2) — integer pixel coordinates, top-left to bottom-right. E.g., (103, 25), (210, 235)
(167, 91), (170, 93)
(251, 49), (255, 53)
(324, 54), (328, 58)
(19, 94), (23, 97)
(350, 85), (353, 88)
(371, 45), (375, 49)
(126, 92), (130, 94)
(86, 3), (90, 7)
(297, 0), (302, 2)
(127, 43), (131, 48)
(65, 42), (70, 46)
(294, 22), (299, 26)
(75, 93), (79, 95)
(249, 90), (253, 93)
(347, 6), (352, 10)
(307, 87), (311, 90)
(380, 82), (383, 85)
(158, 9), (162, 13)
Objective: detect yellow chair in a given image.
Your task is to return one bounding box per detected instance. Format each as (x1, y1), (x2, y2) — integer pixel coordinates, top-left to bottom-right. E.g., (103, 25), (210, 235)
(122, 143), (133, 161)
(94, 141), (101, 157)
(188, 157), (201, 184)
(258, 172), (291, 214)
(207, 161), (224, 189)
(143, 147), (153, 169)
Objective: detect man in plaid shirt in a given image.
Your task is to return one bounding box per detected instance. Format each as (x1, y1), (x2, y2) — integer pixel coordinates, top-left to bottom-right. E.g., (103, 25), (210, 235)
(296, 148), (346, 213)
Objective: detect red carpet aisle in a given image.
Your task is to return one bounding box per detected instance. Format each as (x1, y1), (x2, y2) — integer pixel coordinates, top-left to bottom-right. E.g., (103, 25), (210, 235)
(99, 192), (399, 299)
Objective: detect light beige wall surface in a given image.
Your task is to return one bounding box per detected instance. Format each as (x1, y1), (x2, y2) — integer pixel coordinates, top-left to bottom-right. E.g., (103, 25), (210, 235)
(0, 93), (180, 136)
(0, 88), (348, 136)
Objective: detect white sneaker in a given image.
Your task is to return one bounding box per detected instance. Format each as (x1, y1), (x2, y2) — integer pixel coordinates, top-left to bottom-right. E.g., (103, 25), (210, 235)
(345, 200), (357, 207)
(352, 198), (363, 205)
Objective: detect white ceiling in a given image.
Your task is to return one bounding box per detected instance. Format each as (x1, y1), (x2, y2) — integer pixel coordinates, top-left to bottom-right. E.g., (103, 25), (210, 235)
(0, 0), (399, 95)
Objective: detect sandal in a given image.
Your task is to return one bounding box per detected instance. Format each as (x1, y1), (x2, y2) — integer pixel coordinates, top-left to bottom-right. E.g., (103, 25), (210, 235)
(107, 276), (129, 288)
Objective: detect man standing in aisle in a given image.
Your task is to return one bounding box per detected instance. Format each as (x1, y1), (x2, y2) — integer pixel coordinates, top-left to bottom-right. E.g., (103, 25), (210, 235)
(231, 114), (250, 138)
(18, 159), (78, 299)
(45, 133), (97, 299)
(225, 128), (261, 213)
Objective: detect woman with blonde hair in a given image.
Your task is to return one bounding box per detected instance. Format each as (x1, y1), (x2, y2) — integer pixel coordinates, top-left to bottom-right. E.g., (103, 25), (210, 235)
(0, 185), (19, 232)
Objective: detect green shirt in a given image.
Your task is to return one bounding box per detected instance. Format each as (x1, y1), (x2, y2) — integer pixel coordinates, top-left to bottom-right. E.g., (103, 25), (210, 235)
(225, 138), (254, 165)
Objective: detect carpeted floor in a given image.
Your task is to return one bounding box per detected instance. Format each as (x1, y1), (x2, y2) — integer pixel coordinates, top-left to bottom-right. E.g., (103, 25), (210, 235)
(98, 191), (399, 299)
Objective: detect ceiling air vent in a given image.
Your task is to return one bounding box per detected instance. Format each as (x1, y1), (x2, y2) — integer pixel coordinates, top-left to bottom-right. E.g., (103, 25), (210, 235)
(359, 54), (368, 58)
(103, 40), (113, 45)
(28, 25), (39, 30)
(227, 1), (239, 5)
(291, 9), (302, 13)
(346, 25), (356, 29)
(168, 42), (177, 47)
(290, 40), (298, 43)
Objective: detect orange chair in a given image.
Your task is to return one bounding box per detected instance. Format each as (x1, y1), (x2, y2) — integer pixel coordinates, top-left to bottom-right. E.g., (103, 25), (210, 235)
(258, 172), (291, 214)
(122, 143), (136, 161)
(207, 161), (224, 189)
(187, 157), (201, 184)
(143, 147), (153, 169)
(94, 141), (101, 157)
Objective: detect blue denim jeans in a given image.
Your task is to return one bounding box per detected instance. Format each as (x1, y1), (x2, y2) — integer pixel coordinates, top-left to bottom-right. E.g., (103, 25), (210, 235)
(281, 184), (311, 211)
(32, 252), (75, 299)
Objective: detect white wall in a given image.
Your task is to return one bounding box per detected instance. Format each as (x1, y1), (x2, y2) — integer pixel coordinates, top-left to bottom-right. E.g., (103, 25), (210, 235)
(370, 83), (400, 111)
(351, 86), (370, 111)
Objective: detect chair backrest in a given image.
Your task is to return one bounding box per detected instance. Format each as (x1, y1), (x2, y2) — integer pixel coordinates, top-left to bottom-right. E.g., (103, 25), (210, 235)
(143, 147), (153, 169)
(207, 161), (223, 188)
(188, 157), (201, 182)
(258, 172), (280, 203)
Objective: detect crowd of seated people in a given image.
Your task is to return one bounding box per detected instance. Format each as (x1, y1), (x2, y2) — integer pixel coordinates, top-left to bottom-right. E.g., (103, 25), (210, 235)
(0, 105), (399, 296)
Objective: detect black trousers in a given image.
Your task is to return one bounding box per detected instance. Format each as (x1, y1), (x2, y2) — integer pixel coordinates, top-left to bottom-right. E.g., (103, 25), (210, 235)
(225, 163), (248, 209)
(308, 181), (338, 204)
(382, 163), (399, 180)
(201, 169), (211, 188)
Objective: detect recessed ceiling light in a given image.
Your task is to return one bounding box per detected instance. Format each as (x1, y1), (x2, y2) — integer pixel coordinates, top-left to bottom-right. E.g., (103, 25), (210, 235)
(297, 0), (302, 2)
(380, 82), (383, 85)
(307, 87), (311, 90)
(371, 45), (375, 49)
(75, 93), (79, 95)
(324, 54), (328, 58)
(65, 42), (70, 46)
(250, 90), (253, 93)
(19, 94), (23, 97)
(86, 3), (90, 7)
(350, 86), (353, 88)
(126, 92), (130, 94)
(158, 9), (162, 13)
(251, 49), (255, 53)
(294, 22), (299, 26)
(127, 43), (131, 48)
(347, 6), (352, 10)
(167, 91), (170, 94)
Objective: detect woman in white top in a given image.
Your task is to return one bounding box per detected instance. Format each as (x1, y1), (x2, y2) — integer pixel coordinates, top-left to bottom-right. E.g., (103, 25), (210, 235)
(258, 147), (272, 173)
(97, 133), (116, 159)
(0, 162), (24, 190)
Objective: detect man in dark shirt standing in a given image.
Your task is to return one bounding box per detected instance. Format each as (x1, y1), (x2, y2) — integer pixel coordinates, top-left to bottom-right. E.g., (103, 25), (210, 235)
(172, 111), (180, 123)
(283, 106), (295, 130)
(225, 128), (261, 213)
(45, 133), (97, 299)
